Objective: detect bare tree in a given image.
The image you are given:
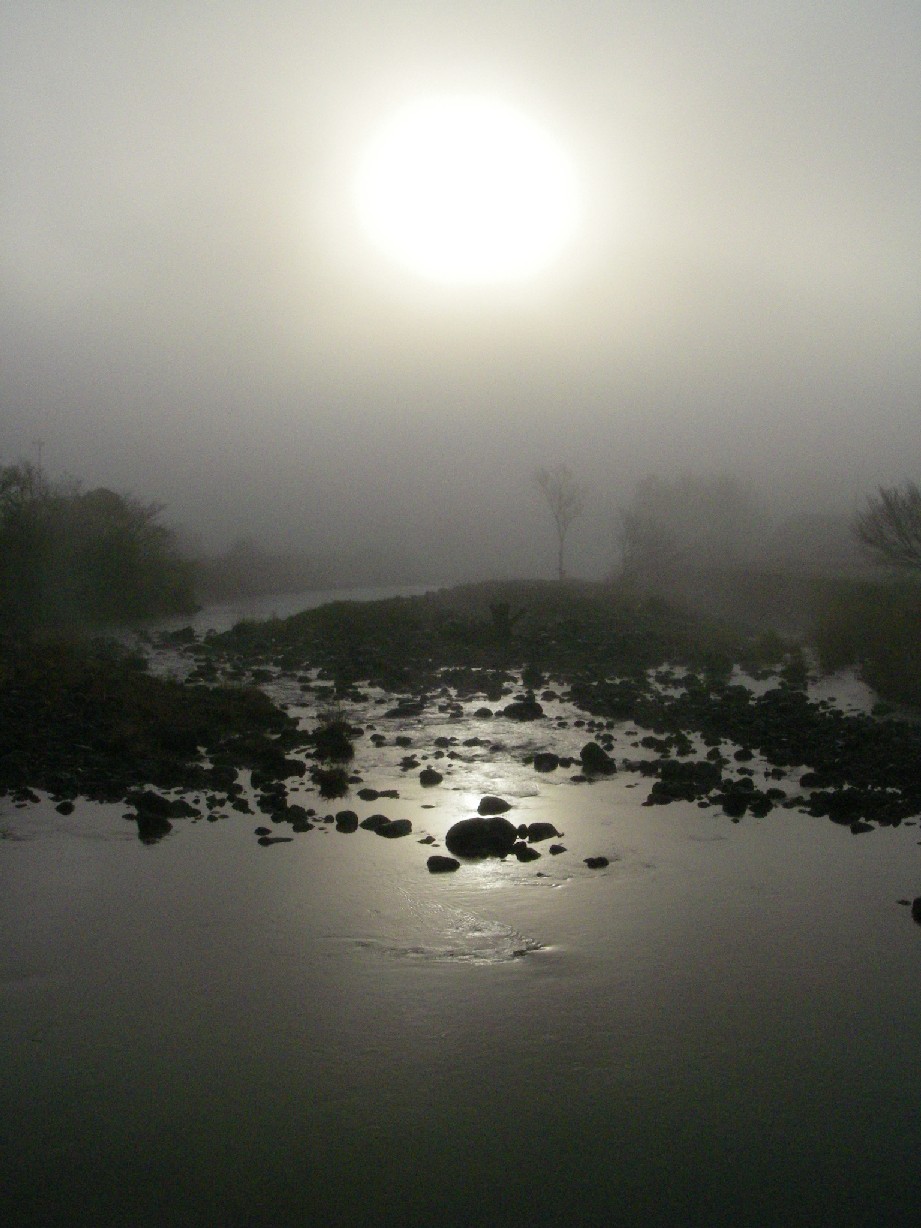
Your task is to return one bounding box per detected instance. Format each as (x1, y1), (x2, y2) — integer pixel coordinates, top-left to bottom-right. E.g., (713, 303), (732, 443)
(853, 481), (921, 570)
(535, 464), (586, 580)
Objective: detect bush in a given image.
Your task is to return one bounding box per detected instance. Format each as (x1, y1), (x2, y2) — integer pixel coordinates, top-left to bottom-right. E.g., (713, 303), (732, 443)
(0, 462), (197, 629)
(813, 578), (921, 706)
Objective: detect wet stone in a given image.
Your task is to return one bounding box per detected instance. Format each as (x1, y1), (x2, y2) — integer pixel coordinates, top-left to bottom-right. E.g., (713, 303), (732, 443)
(477, 795), (511, 815)
(526, 822), (562, 843)
(502, 696), (545, 721)
(445, 816), (518, 859)
(135, 812), (172, 844)
(579, 742), (616, 776)
(378, 818), (412, 838)
(360, 814), (391, 833)
(533, 752), (560, 773)
(427, 855), (460, 873)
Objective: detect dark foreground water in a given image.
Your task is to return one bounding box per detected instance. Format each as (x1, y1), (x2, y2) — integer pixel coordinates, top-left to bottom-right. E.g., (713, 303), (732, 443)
(2, 599), (920, 1226)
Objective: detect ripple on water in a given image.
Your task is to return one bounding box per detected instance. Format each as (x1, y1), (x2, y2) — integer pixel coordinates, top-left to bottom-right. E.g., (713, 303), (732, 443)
(342, 905), (544, 965)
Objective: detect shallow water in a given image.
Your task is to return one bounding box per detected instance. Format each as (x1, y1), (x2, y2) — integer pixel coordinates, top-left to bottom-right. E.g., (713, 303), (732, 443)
(3, 620), (921, 1226)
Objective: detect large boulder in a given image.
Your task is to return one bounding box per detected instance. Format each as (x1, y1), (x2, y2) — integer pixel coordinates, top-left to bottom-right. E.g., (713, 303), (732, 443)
(580, 742), (616, 775)
(445, 816), (518, 859)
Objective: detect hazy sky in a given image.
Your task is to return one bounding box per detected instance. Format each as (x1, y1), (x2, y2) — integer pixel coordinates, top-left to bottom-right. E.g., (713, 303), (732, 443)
(2, 1), (919, 578)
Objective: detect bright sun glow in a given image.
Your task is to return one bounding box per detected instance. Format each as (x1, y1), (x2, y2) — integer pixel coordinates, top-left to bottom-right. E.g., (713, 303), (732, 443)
(354, 95), (580, 285)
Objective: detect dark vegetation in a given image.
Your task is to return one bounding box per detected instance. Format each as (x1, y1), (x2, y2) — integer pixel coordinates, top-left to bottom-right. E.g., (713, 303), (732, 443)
(210, 580), (747, 693)
(813, 577), (921, 707)
(0, 635), (298, 804)
(804, 481), (921, 706)
(0, 461), (196, 628)
(853, 480), (921, 571)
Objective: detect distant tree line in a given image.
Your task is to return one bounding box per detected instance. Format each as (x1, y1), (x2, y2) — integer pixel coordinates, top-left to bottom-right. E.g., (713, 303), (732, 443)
(0, 460), (197, 629)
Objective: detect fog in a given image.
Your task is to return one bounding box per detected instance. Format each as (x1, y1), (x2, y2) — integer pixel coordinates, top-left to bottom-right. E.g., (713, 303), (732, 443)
(2, 1), (919, 581)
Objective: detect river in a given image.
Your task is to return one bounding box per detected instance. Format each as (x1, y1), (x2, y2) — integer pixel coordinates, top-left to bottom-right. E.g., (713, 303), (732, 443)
(2, 590), (920, 1226)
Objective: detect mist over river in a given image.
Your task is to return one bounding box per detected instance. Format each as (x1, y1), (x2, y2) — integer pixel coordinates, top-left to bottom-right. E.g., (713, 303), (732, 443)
(2, 591), (920, 1226)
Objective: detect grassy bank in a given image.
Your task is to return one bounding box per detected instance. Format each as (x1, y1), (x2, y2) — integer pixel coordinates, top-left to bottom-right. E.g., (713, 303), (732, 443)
(205, 579), (773, 692)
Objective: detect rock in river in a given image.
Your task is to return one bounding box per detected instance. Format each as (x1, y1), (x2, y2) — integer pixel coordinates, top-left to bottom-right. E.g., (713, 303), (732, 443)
(427, 855), (460, 873)
(335, 810), (359, 833)
(379, 818), (412, 838)
(477, 795), (512, 815)
(445, 816), (518, 859)
(533, 752), (559, 773)
(524, 822), (561, 843)
(134, 811), (172, 844)
(502, 695), (545, 721)
(359, 813), (412, 838)
(579, 742), (616, 776)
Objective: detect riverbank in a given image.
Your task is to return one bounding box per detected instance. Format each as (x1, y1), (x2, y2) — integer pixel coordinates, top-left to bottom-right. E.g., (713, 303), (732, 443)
(4, 580), (921, 847)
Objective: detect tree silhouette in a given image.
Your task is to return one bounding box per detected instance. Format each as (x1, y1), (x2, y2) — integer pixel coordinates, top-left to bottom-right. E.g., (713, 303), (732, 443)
(535, 464), (586, 581)
(853, 481), (921, 570)
(0, 461), (196, 627)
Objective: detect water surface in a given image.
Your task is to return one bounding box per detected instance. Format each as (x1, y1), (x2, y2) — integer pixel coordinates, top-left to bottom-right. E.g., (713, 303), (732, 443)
(2, 613), (920, 1226)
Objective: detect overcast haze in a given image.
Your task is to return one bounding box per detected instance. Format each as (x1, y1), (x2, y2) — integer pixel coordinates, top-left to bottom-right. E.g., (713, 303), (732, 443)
(2, 1), (919, 580)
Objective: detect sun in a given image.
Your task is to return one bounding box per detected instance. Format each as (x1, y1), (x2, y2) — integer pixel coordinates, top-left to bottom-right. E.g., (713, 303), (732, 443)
(354, 95), (580, 285)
